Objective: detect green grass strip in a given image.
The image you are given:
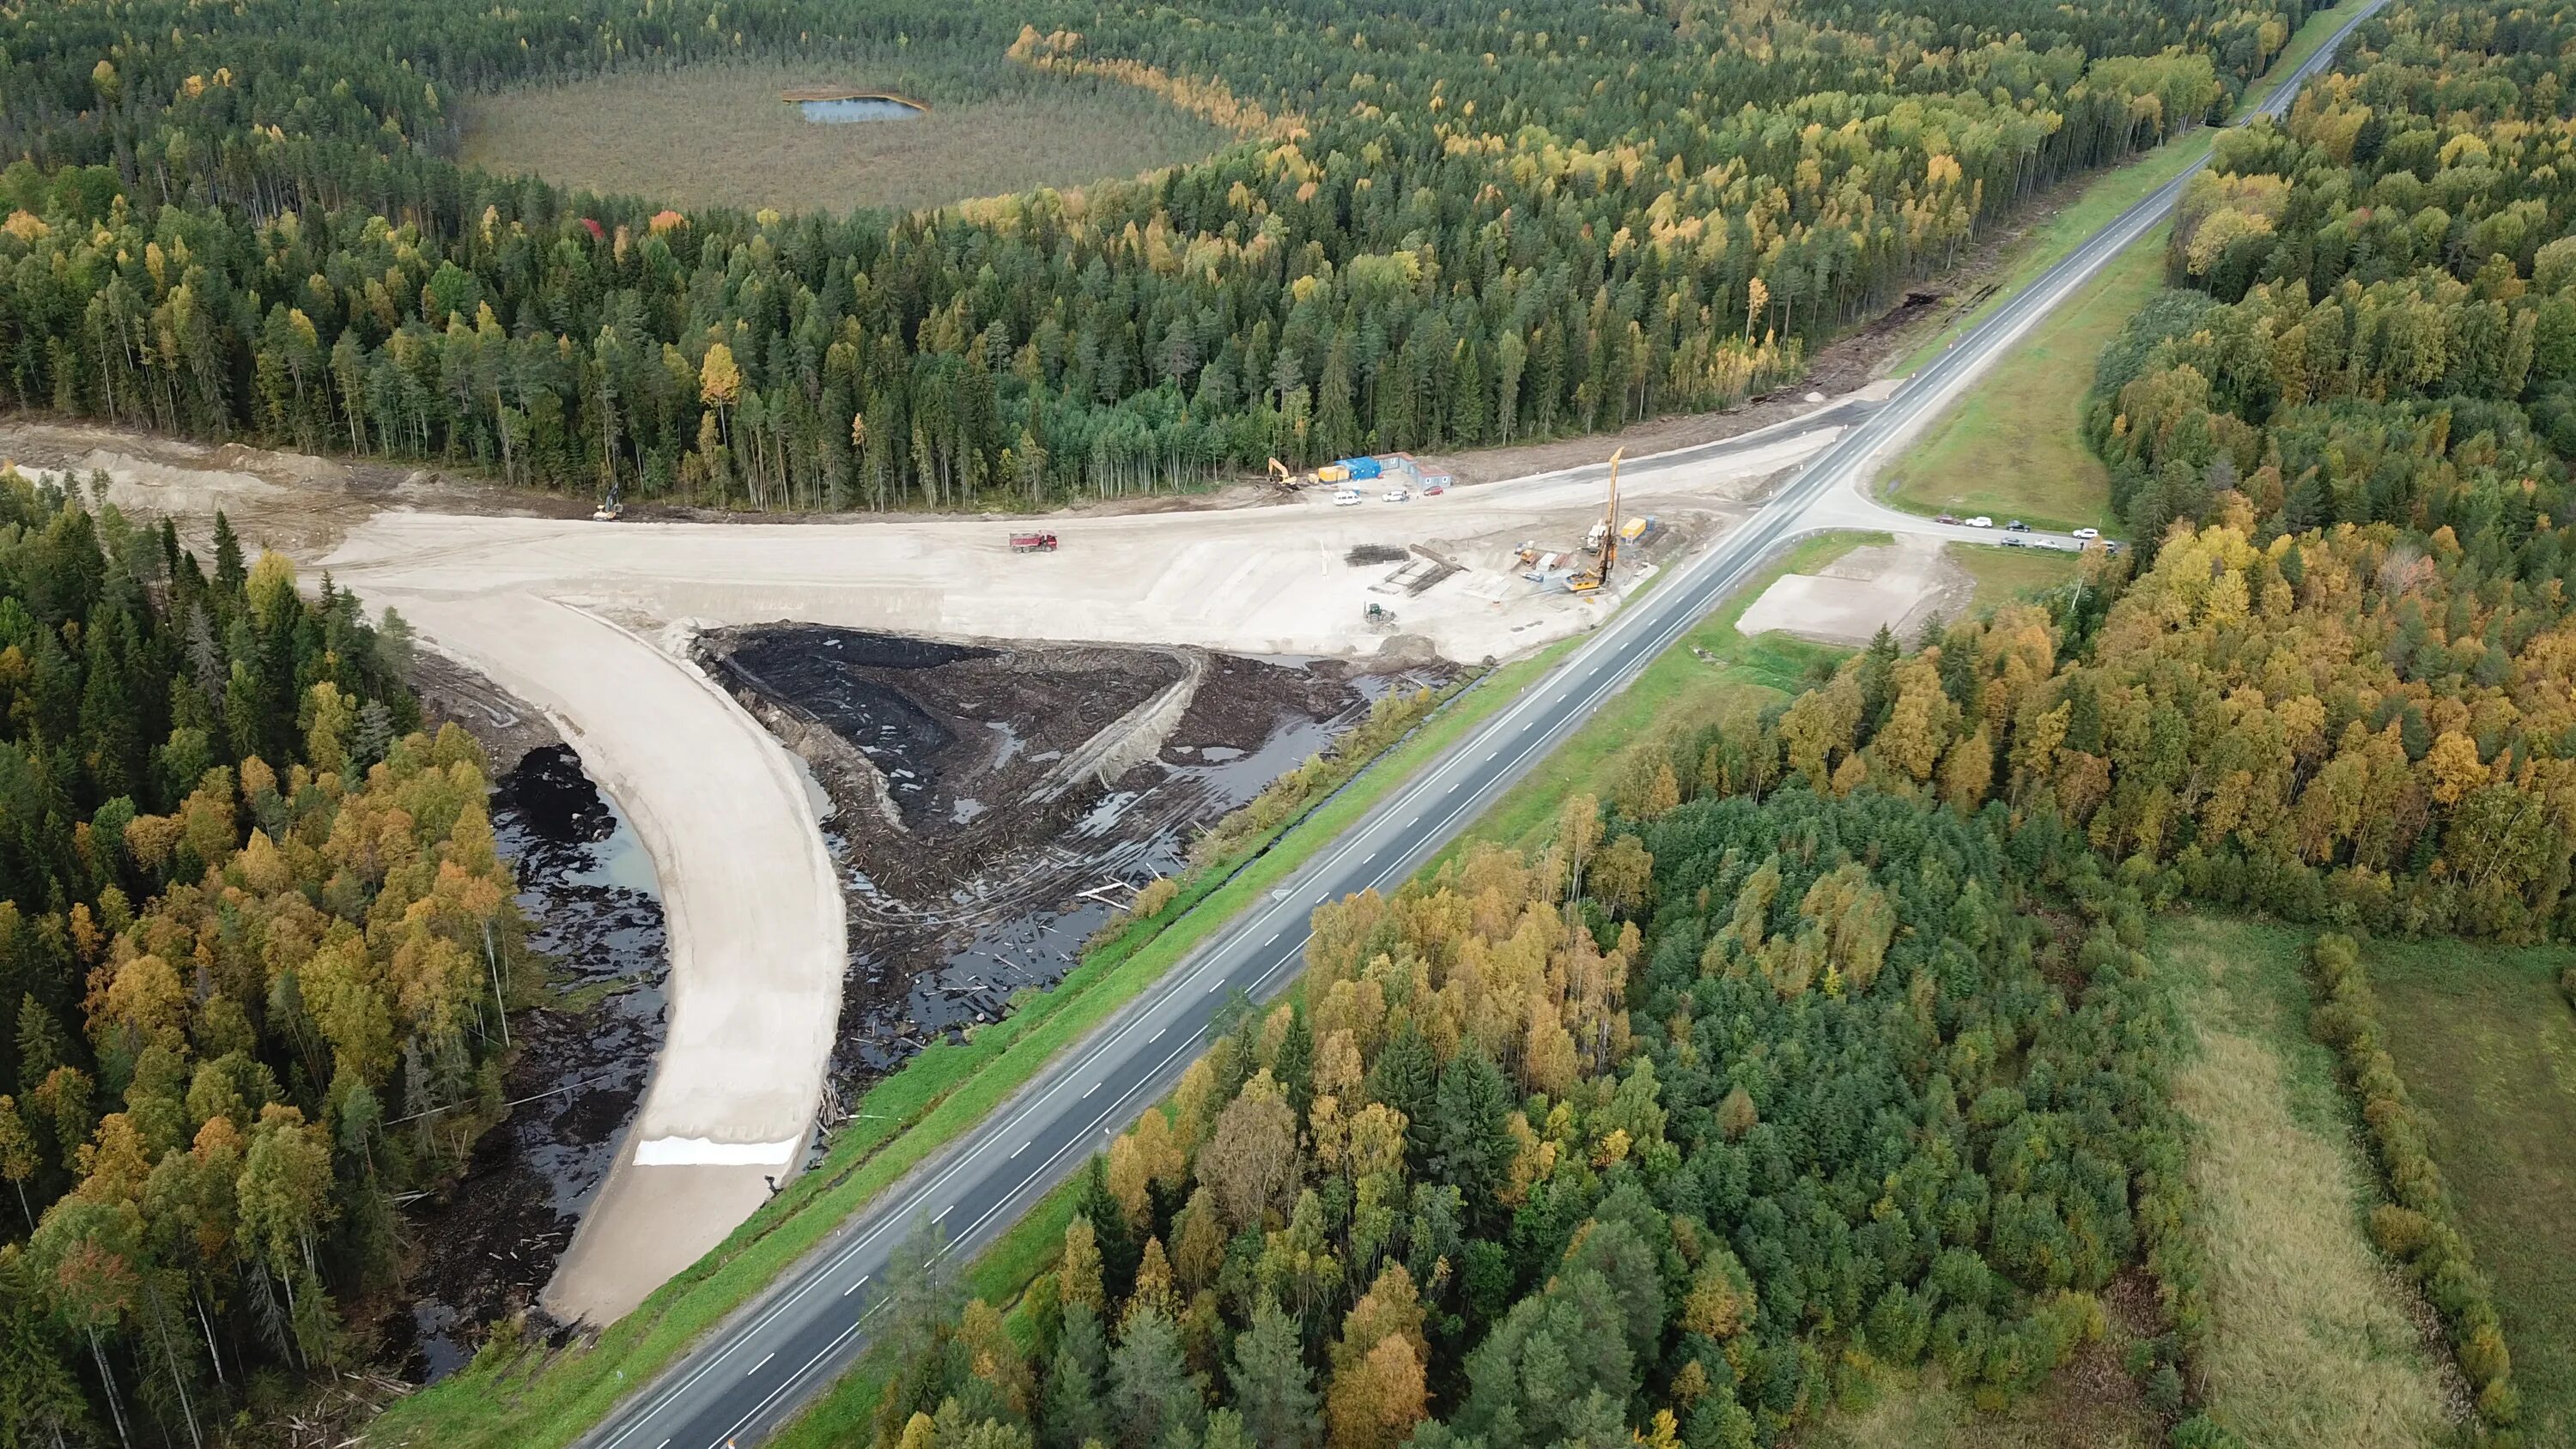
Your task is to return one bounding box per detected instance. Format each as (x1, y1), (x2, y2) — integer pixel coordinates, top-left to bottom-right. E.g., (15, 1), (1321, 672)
(1451, 532), (1869, 853)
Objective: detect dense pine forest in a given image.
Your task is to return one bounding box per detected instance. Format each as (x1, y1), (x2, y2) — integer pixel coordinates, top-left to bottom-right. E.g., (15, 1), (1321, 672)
(0, 471), (519, 1446)
(0, 0), (2307, 507)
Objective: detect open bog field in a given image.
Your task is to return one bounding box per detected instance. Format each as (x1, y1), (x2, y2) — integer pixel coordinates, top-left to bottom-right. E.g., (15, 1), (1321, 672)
(2366, 940), (2576, 1446)
(2153, 915), (2460, 1449)
(457, 58), (1236, 216)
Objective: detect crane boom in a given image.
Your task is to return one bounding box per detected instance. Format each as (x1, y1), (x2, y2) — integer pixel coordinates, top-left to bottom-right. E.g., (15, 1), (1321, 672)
(1567, 449), (1625, 593)
(1599, 448), (1623, 585)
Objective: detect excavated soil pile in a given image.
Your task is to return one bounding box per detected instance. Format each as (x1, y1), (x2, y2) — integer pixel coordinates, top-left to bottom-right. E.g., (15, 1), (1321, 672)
(700, 627), (1425, 1086)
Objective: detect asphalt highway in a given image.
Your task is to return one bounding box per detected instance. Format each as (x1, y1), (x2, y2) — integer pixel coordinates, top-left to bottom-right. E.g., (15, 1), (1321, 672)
(578, 9), (2384, 1445)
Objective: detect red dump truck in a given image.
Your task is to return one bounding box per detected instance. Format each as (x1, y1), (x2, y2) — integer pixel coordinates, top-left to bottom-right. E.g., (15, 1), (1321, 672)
(1009, 532), (1060, 553)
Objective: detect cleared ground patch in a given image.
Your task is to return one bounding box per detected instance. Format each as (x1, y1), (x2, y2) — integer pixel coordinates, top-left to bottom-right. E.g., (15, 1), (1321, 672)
(1795, 1359), (2158, 1449)
(2366, 939), (2576, 1446)
(1734, 532), (1969, 646)
(458, 58), (1236, 216)
(2154, 914), (2458, 1449)
(1880, 233), (2164, 535)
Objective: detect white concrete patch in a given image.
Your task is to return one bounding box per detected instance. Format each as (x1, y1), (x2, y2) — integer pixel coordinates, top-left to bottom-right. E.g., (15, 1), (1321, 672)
(633, 1136), (805, 1167)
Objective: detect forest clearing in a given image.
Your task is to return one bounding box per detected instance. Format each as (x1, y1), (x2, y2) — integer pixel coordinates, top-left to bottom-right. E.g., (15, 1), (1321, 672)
(2367, 940), (2576, 1443)
(459, 58), (1237, 218)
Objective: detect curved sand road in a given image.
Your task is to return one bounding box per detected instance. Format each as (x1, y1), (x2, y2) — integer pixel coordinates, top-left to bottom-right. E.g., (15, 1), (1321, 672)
(369, 591), (844, 1325)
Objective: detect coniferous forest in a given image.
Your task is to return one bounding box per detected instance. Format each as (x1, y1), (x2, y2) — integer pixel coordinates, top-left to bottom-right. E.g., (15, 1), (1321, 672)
(2, 0), (2302, 507)
(0, 474), (519, 1446)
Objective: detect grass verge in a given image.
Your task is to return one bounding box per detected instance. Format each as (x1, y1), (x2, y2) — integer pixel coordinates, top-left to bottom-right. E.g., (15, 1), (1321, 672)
(2151, 913), (2454, 1448)
(2362, 937), (2576, 1445)
(1948, 542), (2085, 611)
(366, 660), (1553, 1449)
(1451, 531), (1872, 853)
(1882, 238), (2166, 534)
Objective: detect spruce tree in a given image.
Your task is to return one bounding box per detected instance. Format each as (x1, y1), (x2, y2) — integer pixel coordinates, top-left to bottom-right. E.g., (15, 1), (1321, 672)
(1226, 1295), (1317, 1449)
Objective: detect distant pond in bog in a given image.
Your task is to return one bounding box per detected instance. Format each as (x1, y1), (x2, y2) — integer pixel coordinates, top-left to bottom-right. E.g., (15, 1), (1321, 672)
(793, 95), (927, 124)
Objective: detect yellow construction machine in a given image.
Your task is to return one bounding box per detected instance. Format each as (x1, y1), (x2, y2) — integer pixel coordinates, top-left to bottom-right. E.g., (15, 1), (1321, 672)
(1566, 449), (1624, 593)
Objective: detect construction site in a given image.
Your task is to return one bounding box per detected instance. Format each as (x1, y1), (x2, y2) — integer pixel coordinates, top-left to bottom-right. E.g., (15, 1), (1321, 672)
(699, 627), (1439, 1082)
(0, 386), (1876, 1326)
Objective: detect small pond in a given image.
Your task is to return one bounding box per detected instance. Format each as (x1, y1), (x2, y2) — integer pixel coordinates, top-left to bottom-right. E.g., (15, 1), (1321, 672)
(797, 96), (926, 124)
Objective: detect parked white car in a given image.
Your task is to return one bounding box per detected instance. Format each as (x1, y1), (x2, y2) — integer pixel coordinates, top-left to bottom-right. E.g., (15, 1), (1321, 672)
(1382, 487), (1411, 502)
(1333, 488), (1362, 506)
(2072, 526), (2101, 540)
(1965, 515), (1994, 529)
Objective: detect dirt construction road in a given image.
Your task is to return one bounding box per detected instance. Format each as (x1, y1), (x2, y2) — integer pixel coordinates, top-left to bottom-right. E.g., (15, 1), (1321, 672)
(299, 408), (1848, 1323)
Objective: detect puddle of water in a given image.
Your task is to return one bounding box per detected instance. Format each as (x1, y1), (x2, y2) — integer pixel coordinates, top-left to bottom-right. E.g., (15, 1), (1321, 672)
(389, 744), (669, 1384)
(798, 96), (927, 123)
(1075, 791), (1139, 838)
(789, 751), (837, 822)
(950, 797), (987, 825)
(987, 719), (1024, 768)
(410, 1300), (469, 1381)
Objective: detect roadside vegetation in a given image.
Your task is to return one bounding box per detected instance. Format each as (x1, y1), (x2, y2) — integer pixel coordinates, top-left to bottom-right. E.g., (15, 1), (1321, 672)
(1889, 0), (2381, 378)
(1455, 533), (1868, 854)
(1947, 544), (2084, 612)
(1883, 241), (2161, 534)
(459, 56), (1236, 219)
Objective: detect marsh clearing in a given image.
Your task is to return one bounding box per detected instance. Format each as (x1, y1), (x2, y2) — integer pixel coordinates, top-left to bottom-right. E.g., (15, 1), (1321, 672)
(457, 58), (1237, 216)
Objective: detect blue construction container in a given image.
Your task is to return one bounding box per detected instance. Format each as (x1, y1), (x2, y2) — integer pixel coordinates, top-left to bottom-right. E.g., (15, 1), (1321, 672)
(1337, 456), (1382, 481)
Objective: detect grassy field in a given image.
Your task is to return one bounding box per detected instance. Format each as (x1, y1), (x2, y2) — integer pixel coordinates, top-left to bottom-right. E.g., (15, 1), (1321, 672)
(1882, 236), (2165, 535)
(2366, 940), (2576, 1446)
(1452, 532), (1869, 853)
(2153, 914), (2456, 1449)
(459, 58), (1234, 216)
(365, 659), (1555, 1449)
(1948, 542), (2083, 611)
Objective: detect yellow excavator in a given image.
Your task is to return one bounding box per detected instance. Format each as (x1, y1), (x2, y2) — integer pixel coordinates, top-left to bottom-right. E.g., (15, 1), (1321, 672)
(1267, 457), (1302, 492)
(1567, 449), (1624, 593)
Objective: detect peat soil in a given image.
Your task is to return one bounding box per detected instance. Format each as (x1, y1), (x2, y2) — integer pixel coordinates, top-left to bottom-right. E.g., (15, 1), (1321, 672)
(384, 744), (669, 1381)
(701, 627), (1443, 1093)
